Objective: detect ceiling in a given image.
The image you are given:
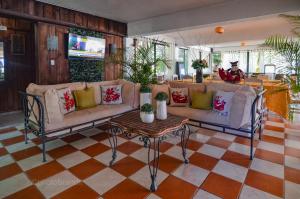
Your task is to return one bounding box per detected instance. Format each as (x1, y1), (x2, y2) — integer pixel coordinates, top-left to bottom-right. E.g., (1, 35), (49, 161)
(37, 0), (230, 22)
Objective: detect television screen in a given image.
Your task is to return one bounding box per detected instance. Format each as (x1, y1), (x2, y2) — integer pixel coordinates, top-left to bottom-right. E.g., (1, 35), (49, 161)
(68, 33), (105, 59)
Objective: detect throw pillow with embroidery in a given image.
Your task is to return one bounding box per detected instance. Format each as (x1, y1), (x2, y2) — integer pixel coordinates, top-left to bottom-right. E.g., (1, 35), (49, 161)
(213, 91), (234, 116)
(101, 85), (122, 105)
(57, 88), (76, 115)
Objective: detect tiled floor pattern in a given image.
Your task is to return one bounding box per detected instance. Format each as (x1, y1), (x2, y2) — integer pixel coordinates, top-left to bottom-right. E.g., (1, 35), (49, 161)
(0, 114), (300, 199)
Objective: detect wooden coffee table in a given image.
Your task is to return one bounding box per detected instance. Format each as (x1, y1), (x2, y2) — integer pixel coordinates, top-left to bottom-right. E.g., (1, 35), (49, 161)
(107, 110), (190, 192)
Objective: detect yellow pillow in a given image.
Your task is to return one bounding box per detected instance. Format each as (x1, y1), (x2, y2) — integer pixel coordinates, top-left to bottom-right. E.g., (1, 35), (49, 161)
(73, 87), (97, 110)
(191, 91), (213, 110)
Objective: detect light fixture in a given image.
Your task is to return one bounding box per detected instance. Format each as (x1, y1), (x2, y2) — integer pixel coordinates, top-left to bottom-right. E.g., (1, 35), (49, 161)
(215, 26), (224, 34)
(0, 24), (7, 31)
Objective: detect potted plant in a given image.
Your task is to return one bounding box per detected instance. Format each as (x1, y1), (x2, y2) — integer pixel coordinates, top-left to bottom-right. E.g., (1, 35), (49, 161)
(140, 103), (154, 123)
(140, 85), (152, 107)
(192, 59), (208, 83)
(155, 92), (168, 120)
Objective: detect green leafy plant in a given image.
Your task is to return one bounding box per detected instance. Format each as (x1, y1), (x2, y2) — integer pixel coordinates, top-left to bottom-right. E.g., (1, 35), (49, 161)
(140, 85), (152, 93)
(192, 59), (208, 70)
(155, 92), (168, 101)
(140, 103), (153, 113)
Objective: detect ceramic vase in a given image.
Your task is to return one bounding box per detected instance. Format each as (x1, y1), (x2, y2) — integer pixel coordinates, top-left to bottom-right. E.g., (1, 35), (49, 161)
(156, 100), (167, 120)
(140, 112), (154, 123)
(140, 92), (152, 107)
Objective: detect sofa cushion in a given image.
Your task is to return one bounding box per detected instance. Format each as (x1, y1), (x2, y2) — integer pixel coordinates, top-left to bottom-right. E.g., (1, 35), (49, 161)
(152, 84), (170, 107)
(45, 104), (133, 131)
(118, 79), (136, 108)
(169, 81), (205, 101)
(73, 87), (97, 110)
(167, 106), (229, 126)
(57, 88), (76, 115)
(44, 89), (64, 123)
(169, 87), (189, 107)
(213, 91), (234, 117)
(87, 80), (118, 104)
(191, 91), (213, 110)
(101, 85), (122, 105)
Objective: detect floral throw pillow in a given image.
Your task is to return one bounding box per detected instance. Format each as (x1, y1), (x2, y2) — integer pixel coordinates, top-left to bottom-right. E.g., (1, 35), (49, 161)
(57, 88), (75, 115)
(169, 88), (189, 106)
(101, 85), (122, 105)
(213, 91), (234, 116)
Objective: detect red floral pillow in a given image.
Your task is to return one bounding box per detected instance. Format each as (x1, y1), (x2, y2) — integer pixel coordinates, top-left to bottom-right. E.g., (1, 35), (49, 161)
(101, 85), (122, 105)
(57, 88), (75, 115)
(213, 91), (234, 116)
(169, 88), (189, 107)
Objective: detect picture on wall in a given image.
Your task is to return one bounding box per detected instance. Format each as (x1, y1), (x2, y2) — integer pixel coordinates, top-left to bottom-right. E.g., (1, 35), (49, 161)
(11, 34), (25, 55)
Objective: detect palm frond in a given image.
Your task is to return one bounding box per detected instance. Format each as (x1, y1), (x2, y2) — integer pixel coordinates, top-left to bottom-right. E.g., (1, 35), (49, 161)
(279, 14), (300, 37)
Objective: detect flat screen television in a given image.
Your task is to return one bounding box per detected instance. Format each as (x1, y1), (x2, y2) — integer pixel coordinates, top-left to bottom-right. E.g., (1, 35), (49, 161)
(68, 33), (105, 59)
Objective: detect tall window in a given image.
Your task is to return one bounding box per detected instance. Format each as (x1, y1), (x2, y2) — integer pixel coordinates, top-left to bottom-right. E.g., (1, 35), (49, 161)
(176, 48), (188, 74)
(154, 43), (167, 75)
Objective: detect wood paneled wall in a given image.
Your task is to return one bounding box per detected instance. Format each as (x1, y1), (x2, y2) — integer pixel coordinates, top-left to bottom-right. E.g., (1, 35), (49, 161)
(0, 0), (127, 112)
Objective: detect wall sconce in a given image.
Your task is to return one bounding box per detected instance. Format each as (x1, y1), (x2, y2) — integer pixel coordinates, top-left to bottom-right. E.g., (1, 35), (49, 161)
(47, 35), (58, 51)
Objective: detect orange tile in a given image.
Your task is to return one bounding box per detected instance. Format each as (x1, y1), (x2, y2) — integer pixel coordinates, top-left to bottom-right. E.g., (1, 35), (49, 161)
(264, 125), (284, 132)
(197, 129), (216, 137)
(112, 156), (145, 177)
(1, 135), (24, 146)
(0, 127), (17, 134)
(62, 134), (85, 143)
(222, 151), (251, 168)
(156, 175), (197, 199)
(69, 159), (105, 180)
(254, 148), (284, 165)
(4, 185), (45, 199)
(285, 134), (300, 142)
(52, 182), (99, 199)
(285, 146), (300, 158)
(156, 142), (173, 153)
(152, 154), (182, 173)
(177, 139), (203, 151)
(0, 147), (8, 156)
(267, 116), (284, 123)
(201, 173), (242, 199)
(11, 146), (41, 161)
(117, 141), (142, 155)
(81, 143), (109, 157)
(245, 170), (283, 197)
(285, 166), (300, 184)
(90, 132), (109, 142)
(26, 161), (65, 182)
(0, 163), (22, 181)
(103, 179), (149, 199)
(206, 137), (231, 149)
(189, 152), (218, 170)
(48, 145), (77, 159)
(31, 137), (42, 145)
(261, 135), (284, 145)
(234, 137), (259, 147)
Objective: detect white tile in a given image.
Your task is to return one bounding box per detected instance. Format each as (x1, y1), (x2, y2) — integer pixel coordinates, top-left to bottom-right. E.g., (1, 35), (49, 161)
(27, 133), (37, 140)
(214, 133), (236, 141)
(263, 130), (285, 139)
(70, 137), (97, 150)
(0, 154), (15, 167)
(36, 170), (80, 198)
(0, 173), (32, 198)
(129, 166), (168, 190)
(213, 160), (248, 182)
(80, 128), (103, 137)
(239, 185), (281, 199)
(265, 121), (285, 128)
(0, 131), (22, 140)
(101, 136), (127, 147)
(130, 136), (148, 146)
(250, 158), (284, 179)
(164, 145), (193, 161)
(17, 153), (53, 171)
(193, 189), (222, 199)
(146, 193), (162, 199)
(38, 139), (66, 151)
(164, 134), (182, 144)
(190, 132), (211, 143)
(198, 144), (226, 159)
(285, 128), (300, 136)
(130, 147), (156, 164)
(285, 156), (300, 170)
(57, 151), (90, 168)
(285, 180), (300, 199)
(6, 141), (35, 153)
(285, 140), (300, 150)
(94, 149), (126, 166)
(84, 168), (125, 195)
(172, 164), (209, 186)
(229, 143), (253, 156)
(257, 141), (284, 154)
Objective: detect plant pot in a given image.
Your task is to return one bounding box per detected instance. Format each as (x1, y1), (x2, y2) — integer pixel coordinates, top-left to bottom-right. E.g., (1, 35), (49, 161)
(140, 112), (154, 123)
(140, 92), (152, 107)
(156, 100), (167, 120)
(196, 68), (203, 83)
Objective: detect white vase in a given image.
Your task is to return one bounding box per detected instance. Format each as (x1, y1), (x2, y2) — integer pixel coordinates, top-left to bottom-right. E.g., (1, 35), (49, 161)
(140, 112), (154, 123)
(140, 92), (152, 107)
(156, 100), (167, 120)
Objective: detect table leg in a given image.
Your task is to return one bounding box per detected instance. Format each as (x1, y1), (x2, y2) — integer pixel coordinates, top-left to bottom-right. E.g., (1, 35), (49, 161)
(108, 126), (120, 166)
(180, 124), (191, 164)
(146, 137), (160, 192)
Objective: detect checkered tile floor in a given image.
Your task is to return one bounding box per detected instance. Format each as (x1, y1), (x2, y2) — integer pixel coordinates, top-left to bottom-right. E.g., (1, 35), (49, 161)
(0, 113), (300, 199)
